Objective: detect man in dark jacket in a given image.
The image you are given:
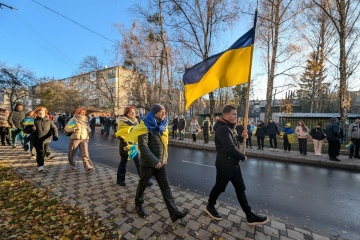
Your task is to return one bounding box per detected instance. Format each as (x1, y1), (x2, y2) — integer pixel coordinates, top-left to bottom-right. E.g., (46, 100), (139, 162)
(127, 104), (188, 222)
(347, 116), (360, 159)
(178, 115), (186, 140)
(171, 116), (179, 139)
(205, 105), (268, 226)
(326, 117), (341, 161)
(266, 118), (280, 151)
(8, 103), (25, 148)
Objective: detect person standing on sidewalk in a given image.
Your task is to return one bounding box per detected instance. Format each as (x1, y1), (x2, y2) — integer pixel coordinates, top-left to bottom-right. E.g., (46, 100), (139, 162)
(266, 118), (280, 151)
(295, 121), (309, 155)
(0, 108), (12, 146)
(281, 123), (295, 152)
(8, 103), (25, 148)
(189, 117), (200, 142)
(178, 115), (186, 140)
(205, 105), (269, 226)
(27, 107), (58, 172)
(171, 116), (178, 139)
(126, 104), (188, 222)
(310, 123), (326, 156)
(65, 107), (94, 172)
(347, 116), (360, 159)
(255, 120), (267, 150)
(202, 117), (212, 144)
(326, 117), (341, 162)
(246, 120), (253, 149)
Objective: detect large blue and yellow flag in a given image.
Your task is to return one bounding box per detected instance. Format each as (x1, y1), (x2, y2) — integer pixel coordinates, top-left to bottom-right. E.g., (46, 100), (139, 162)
(183, 11), (257, 109)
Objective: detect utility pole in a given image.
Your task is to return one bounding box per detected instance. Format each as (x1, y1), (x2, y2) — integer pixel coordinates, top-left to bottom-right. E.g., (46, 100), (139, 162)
(0, 3), (17, 10)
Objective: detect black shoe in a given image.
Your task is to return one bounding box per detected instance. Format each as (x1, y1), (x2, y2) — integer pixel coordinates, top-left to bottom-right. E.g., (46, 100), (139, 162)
(171, 210), (189, 222)
(135, 206), (147, 218)
(117, 182), (126, 186)
(147, 182), (153, 187)
(354, 156), (360, 159)
(205, 205), (222, 220)
(329, 157), (341, 162)
(349, 156), (353, 159)
(246, 212), (269, 226)
(1, 142), (5, 146)
(257, 147), (261, 150)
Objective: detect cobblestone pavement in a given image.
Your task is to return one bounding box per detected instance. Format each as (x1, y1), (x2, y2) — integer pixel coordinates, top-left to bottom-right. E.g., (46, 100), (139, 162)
(0, 144), (345, 240)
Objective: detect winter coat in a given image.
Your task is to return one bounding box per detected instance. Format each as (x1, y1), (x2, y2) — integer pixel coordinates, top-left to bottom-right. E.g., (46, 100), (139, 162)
(235, 124), (244, 143)
(281, 127), (295, 144)
(202, 120), (212, 135)
(348, 122), (360, 139)
(255, 122), (267, 138)
(8, 107), (25, 129)
(178, 118), (186, 131)
(213, 119), (246, 166)
(65, 115), (90, 140)
(172, 118), (179, 130)
(118, 116), (138, 157)
(247, 125), (254, 136)
(28, 116), (58, 144)
(104, 117), (112, 127)
(325, 122), (340, 141)
(0, 111), (10, 127)
(138, 131), (167, 168)
(189, 121), (200, 134)
(310, 127), (326, 140)
(295, 126), (309, 139)
(266, 122), (280, 136)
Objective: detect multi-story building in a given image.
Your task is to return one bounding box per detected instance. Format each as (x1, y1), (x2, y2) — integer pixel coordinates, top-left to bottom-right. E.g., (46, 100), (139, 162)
(58, 65), (146, 116)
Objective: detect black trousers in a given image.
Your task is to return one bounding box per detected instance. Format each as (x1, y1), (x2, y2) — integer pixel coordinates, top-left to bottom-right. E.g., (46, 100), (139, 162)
(135, 165), (178, 216)
(269, 134), (277, 148)
(172, 128), (177, 138)
(208, 164), (252, 215)
(0, 127), (11, 145)
(350, 138), (360, 157)
(203, 133), (209, 143)
(117, 153), (140, 183)
(246, 136), (252, 147)
(257, 137), (264, 149)
(283, 135), (291, 151)
(298, 138), (307, 154)
(328, 139), (340, 158)
(33, 141), (46, 167)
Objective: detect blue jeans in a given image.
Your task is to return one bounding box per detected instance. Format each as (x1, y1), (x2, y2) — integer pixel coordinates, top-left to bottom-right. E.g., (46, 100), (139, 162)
(117, 154), (140, 183)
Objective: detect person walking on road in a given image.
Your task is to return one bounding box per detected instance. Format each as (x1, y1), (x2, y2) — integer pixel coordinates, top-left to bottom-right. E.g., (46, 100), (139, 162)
(326, 117), (341, 162)
(126, 104), (188, 222)
(89, 114), (96, 134)
(205, 105), (269, 226)
(347, 116), (360, 159)
(25, 107), (58, 172)
(116, 106), (152, 187)
(178, 115), (186, 140)
(295, 121), (309, 155)
(65, 107), (94, 172)
(266, 118), (280, 151)
(310, 123), (326, 156)
(8, 103), (25, 148)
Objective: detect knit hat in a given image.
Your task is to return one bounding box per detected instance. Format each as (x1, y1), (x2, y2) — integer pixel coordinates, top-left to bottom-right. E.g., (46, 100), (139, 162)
(330, 117), (338, 123)
(317, 122), (322, 127)
(151, 104), (165, 114)
(285, 123), (291, 127)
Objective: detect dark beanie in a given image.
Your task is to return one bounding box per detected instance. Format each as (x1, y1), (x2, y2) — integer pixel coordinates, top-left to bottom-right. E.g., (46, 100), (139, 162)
(356, 116), (360, 120)
(317, 122), (322, 127)
(330, 117), (338, 123)
(151, 104), (165, 114)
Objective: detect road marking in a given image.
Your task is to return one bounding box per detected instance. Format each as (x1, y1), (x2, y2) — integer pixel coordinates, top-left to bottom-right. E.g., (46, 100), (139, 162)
(181, 160), (214, 168)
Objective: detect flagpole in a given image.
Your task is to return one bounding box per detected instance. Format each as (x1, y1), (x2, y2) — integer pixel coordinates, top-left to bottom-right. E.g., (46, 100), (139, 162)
(242, 9), (257, 155)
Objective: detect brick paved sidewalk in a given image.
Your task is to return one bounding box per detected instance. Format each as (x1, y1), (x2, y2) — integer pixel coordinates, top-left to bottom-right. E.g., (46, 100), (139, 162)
(169, 138), (360, 171)
(1, 145), (337, 240)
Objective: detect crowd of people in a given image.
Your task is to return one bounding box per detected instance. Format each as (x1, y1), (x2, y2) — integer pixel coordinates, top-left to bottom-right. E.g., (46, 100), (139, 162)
(170, 114), (360, 162)
(1, 102), (360, 226)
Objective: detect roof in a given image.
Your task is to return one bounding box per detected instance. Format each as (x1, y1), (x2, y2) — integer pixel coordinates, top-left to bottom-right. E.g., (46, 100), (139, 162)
(274, 113), (360, 118)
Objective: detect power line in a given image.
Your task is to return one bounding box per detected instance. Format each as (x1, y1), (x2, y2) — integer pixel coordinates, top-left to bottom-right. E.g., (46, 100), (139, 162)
(0, 3), (17, 10)
(31, 0), (116, 43)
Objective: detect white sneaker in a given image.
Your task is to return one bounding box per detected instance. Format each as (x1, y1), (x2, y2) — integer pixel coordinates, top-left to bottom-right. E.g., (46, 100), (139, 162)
(275, 149), (279, 152)
(270, 148), (274, 151)
(38, 166), (44, 172)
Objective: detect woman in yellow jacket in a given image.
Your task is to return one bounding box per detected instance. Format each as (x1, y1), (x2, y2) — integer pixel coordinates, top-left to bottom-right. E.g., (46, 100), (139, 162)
(65, 107), (94, 173)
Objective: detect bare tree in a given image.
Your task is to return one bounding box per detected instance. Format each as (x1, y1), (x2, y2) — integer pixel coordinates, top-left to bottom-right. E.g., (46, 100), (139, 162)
(0, 64), (35, 110)
(76, 55), (102, 74)
(313, 0), (360, 120)
(257, 0), (303, 122)
(166, 0), (241, 122)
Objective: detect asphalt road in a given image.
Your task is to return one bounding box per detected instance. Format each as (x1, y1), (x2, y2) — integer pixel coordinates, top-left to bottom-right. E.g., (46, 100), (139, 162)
(50, 130), (360, 240)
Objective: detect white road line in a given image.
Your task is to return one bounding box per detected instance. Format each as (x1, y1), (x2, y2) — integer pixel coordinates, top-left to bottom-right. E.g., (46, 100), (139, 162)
(181, 160), (214, 168)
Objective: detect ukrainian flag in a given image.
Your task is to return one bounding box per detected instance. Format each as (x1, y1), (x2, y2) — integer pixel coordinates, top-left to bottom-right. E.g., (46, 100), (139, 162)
(183, 12), (257, 109)
(67, 120), (77, 128)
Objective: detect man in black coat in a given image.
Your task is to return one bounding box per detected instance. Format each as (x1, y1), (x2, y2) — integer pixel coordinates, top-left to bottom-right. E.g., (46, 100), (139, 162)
(326, 117), (341, 161)
(205, 105), (268, 226)
(171, 116), (178, 139)
(8, 103), (25, 148)
(266, 118), (280, 151)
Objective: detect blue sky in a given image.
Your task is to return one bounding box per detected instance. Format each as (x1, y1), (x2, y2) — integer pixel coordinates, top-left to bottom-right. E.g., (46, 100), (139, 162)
(0, 0), (135, 79)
